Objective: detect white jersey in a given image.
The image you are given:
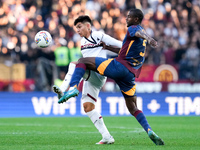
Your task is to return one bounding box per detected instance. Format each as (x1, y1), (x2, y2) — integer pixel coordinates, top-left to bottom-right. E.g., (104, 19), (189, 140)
(81, 31), (122, 104)
(80, 31), (122, 58)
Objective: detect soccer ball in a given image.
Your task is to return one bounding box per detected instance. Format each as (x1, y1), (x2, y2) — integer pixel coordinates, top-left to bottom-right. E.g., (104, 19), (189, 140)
(35, 30), (52, 48)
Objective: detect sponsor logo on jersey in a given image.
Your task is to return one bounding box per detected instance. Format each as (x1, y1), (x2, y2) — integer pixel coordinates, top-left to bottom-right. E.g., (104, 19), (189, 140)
(81, 42), (102, 50)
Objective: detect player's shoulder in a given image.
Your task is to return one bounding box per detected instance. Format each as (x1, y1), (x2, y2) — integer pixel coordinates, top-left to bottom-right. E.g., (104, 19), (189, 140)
(91, 30), (104, 37)
(128, 25), (143, 30)
(80, 37), (87, 44)
(90, 30), (104, 43)
(80, 37), (85, 42)
(127, 25), (144, 36)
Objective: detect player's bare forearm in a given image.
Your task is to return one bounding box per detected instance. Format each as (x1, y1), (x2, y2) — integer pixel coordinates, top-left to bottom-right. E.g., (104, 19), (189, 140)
(105, 45), (120, 54)
(135, 30), (158, 48)
(101, 42), (120, 54)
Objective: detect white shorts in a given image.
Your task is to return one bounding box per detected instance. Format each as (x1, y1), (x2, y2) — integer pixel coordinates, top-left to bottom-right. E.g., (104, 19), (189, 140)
(81, 70), (106, 104)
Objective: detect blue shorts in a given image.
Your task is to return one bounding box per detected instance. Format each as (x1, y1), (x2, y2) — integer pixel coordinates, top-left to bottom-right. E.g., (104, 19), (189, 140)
(95, 57), (136, 97)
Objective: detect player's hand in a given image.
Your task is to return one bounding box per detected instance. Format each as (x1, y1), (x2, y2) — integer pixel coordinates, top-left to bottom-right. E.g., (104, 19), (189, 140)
(100, 42), (120, 54)
(100, 42), (107, 49)
(148, 38), (158, 48)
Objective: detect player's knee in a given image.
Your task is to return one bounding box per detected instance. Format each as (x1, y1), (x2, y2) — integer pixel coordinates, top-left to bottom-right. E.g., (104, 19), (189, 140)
(70, 61), (78, 65)
(127, 107), (138, 116)
(83, 102), (95, 113)
(127, 105), (138, 112)
(125, 96), (138, 115)
(78, 58), (87, 64)
(84, 106), (94, 113)
(133, 96), (137, 104)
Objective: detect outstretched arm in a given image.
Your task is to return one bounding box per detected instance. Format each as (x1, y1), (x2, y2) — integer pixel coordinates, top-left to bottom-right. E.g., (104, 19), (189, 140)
(101, 34), (122, 54)
(101, 42), (121, 54)
(135, 30), (158, 48)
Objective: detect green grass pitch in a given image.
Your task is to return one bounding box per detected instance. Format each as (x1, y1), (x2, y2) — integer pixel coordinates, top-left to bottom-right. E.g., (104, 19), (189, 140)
(0, 116), (199, 150)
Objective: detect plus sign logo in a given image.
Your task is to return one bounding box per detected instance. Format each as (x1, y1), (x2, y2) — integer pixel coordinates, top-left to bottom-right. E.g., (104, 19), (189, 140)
(147, 99), (160, 113)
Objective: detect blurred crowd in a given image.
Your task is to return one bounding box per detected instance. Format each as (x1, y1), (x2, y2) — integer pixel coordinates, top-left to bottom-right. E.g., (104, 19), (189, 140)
(0, 0), (200, 91)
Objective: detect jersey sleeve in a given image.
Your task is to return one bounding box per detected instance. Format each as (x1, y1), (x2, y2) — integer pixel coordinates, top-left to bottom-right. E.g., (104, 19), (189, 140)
(128, 25), (142, 37)
(92, 31), (104, 43)
(101, 33), (122, 48)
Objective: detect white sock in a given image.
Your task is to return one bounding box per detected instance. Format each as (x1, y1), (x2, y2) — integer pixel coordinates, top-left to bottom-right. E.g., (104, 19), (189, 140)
(59, 63), (76, 92)
(86, 109), (110, 139)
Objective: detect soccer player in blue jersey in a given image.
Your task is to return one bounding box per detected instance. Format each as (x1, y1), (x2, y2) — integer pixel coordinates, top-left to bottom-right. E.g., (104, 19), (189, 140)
(58, 9), (164, 145)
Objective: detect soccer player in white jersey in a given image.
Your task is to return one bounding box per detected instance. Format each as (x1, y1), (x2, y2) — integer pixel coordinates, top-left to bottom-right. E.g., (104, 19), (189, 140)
(52, 15), (122, 144)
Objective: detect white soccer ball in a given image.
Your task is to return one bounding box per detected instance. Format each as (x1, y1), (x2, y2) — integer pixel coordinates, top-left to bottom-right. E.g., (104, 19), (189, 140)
(35, 30), (52, 48)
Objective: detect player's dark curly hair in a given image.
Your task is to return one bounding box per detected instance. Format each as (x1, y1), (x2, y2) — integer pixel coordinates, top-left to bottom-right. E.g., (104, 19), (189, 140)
(130, 9), (144, 23)
(74, 15), (92, 26)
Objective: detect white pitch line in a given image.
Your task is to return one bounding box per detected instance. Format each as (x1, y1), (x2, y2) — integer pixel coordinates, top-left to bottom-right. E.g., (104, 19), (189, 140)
(0, 129), (144, 135)
(0, 123), (142, 130)
(0, 123), (63, 127)
(0, 123), (144, 134)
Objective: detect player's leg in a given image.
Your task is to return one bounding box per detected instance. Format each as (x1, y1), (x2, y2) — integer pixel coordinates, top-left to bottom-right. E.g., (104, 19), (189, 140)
(82, 76), (114, 144)
(97, 59), (164, 145)
(58, 57), (103, 103)
(125, 96), (153, 133)
(68, 57), (97, 87)
(59, 62), (77, 92)
(52, 62), (77, 98)
(86, 104), (114, 144)
(117, 70), (164, 145)
(116, 72), (153, 133)
(124, 96), (152, 132)
(84, 102), (114, 144)
(53, 61), (89, 98)
(124, 96), (164, 145)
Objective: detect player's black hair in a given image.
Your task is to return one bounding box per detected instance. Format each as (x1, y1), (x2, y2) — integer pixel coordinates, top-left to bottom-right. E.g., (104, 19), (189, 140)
(74, 15), (92, 26)
(130, 9), (144, 23)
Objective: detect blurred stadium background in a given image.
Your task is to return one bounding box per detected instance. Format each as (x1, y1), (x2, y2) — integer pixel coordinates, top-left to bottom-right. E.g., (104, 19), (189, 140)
(0, 0), (200, 117)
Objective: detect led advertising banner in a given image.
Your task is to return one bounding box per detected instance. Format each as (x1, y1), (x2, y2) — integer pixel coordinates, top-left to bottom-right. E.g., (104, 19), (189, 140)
(0, 92), (199, 117)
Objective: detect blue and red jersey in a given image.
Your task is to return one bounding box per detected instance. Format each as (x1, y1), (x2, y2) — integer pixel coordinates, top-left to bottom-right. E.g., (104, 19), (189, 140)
(115, 25), (147, 78)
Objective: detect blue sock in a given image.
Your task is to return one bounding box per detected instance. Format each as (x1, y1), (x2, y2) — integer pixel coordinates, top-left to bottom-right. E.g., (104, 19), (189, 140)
(134, 110), (152, 133)
(69, 63), (86, 87)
